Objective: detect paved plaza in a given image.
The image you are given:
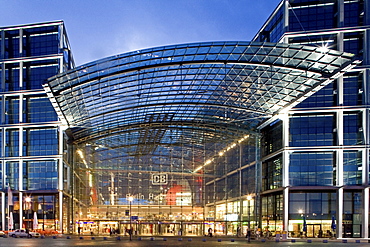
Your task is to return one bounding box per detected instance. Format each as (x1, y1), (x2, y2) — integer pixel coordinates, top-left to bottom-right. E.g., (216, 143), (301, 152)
(0, 236), (369, 247)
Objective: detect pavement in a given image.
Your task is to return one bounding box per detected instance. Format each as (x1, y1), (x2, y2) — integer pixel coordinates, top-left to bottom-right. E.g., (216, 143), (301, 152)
(0, 234), (369, 247)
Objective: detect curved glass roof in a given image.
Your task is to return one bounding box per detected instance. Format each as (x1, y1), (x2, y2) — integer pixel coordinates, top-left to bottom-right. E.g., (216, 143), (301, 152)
(45, 41), (357, 172)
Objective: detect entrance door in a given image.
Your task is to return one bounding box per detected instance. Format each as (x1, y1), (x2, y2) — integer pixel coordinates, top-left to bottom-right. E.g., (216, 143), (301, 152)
(306, 224), (321, 238)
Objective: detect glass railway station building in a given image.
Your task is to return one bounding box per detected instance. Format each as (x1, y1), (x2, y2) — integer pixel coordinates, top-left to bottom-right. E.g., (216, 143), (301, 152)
(0, 0), (369, 239)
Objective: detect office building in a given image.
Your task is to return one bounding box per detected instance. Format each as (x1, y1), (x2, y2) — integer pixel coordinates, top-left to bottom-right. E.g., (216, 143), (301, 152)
(253, 0), (370, 238)
(0, 21), (74, 231)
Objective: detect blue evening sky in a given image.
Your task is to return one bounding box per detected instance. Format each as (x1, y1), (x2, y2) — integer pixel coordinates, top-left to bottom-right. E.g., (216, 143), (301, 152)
(0, 0), (281, 66)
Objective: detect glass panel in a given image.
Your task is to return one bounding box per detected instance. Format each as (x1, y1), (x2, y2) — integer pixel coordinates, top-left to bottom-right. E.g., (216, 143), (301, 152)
(5, 129), (19, 157)
(23, 95), (58, 123)
(25, 161), (58, 190)
(290, 114), (335, 147)
(290, 152), (334, 186)
(23, 128), (59, 156)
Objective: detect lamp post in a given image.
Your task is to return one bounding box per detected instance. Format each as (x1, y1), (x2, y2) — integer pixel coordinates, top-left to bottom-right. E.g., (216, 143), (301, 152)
(25, 197), (31, 230)
(246, 195), (252, 242)
(128, 196), (133, 241)
(246, 195), (252, 229)
(299, 209), (306, 238)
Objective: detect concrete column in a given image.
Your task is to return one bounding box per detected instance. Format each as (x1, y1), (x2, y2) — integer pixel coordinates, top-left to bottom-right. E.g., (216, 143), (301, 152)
(1, 30), (4, 60)
(59, 191), (63, 232)
(283, 0), (289, 33)
(1, 63), (5, 92)
(282, 113), (290, 186)
(19, 61), (23, 89)
(19, 192), (23, 230)
(337, 188), (343, 238)
(336, 150), (344, 187)
(58, 127), (64, 191)
(1, 192), (5, 230)
(19, 28), (23, 56)
(364, 30), (370, 66)
(283, 187), (289, 232)
(362, 112), (369, 185)
(365, 0), (370, 25)
(19, 126), (23, 191)
(337, 0), (344, 28)
(363, 188), (369, 238)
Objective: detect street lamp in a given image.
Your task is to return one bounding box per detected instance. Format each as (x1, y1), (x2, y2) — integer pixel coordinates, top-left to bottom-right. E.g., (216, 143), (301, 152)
(298, 209), (306, 238)
(128, 196), (133, 241)
(25, 197), (31, 230)
(246, 195), (252, 229)
(246, 195), (252, 242)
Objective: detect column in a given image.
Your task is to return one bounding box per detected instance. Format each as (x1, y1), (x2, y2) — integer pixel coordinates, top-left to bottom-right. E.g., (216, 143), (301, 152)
(363, 188), (369, 238)
(19, 192), (23, 229)
(59, 191), (63, 232)
(1, 192), (5, 230)
(281, 112), (290, 231)
(337, 188), (343, 238)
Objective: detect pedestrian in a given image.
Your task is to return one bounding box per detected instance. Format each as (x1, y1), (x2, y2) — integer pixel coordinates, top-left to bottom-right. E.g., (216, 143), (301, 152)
(255, 229), (260, 239)
(208, 227), (213, 237)
(246, 229), (251, 242)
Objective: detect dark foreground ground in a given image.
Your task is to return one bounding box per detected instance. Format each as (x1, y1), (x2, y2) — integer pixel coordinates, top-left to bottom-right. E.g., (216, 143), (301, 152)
(0, 235), (369, 247)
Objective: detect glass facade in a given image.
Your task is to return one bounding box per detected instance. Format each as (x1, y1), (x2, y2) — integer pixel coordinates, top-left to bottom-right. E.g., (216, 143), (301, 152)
(0, 21), (74, 233)
(44, 37), (354, 238)
(255, 0), (370, 239)
(0, 0), (368, 239)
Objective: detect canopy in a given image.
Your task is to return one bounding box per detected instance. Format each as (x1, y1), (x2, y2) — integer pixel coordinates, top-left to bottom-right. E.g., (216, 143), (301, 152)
(44, 41), (358, 172)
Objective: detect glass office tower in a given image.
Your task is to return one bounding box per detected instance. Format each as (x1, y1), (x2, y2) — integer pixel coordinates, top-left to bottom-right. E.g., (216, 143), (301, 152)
(254, 0), (370, 238)
(0, 21), (74, 232)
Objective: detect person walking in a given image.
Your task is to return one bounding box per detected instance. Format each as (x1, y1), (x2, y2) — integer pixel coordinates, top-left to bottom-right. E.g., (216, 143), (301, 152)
(237, 226), (241, 237)
(246, 229), (251, 242)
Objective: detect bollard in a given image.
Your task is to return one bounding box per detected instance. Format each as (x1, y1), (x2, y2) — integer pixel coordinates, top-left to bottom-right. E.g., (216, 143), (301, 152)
(323, 239), (328, 243)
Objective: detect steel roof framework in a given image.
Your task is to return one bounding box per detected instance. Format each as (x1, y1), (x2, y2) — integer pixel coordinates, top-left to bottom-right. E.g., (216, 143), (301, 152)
(45, 41), (357, 176)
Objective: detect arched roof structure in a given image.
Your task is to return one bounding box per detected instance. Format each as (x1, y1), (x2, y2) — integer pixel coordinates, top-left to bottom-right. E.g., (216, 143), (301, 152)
(45, 41), (358, 174)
